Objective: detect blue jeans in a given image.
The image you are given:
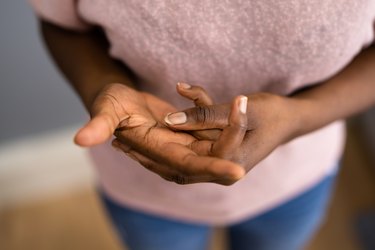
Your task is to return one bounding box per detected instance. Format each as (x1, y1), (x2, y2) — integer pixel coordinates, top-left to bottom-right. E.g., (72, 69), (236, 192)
(101, 174), (336, 250)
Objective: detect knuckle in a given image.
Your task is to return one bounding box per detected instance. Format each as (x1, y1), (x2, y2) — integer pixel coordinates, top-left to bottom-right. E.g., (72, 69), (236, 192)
(194, 85), (204, 91)
(230, 121), (248, 131)
(194, 106), (214, 124)
(237, 124), (248, 132)
(195, 86), (206, 95)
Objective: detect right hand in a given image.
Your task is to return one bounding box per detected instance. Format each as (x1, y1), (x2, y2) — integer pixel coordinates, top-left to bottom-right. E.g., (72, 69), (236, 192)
(75, 83), (247, 185)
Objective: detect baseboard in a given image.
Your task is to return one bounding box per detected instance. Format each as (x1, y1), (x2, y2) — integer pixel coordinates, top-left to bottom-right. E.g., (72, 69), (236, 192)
(0, 126), (97, 209)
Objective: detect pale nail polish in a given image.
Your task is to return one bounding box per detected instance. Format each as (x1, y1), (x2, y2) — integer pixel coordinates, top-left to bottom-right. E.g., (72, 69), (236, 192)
(177, 82), (192, 89)
(164, 112), (187, 125)
(239, 96), (248, 114)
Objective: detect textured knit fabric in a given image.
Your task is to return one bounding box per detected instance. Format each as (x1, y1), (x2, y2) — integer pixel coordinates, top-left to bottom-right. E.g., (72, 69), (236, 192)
(29, 0), (375, 224)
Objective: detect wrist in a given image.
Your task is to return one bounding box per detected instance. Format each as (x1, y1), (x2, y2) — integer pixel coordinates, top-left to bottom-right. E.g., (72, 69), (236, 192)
(244, 92), (307, 144)
(275, 95), (306, 143)
(287, 95), (321, 139)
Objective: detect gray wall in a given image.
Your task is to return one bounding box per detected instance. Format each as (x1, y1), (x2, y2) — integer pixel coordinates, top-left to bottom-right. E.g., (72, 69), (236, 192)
(0, 1), (86, 143)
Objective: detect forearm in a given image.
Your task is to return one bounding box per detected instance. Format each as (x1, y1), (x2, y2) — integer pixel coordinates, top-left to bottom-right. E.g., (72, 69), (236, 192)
(292, 45), (375, 137)
(40, 20), (135, 110)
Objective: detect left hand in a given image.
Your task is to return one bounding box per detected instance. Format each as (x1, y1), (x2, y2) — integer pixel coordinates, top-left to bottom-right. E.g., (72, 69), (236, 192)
(76, 83), (246, 185)
(165, 86), (301, 172)
(105, 84), (250, 185)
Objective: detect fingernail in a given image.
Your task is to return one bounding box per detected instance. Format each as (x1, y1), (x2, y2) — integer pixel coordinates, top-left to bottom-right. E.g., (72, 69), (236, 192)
(164, 112), (187, 125)
(239, 96), (248, 114)
(177, 82), (192, 89)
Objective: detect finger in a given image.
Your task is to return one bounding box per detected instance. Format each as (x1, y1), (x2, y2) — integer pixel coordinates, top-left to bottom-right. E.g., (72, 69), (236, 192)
(115, 115), (246, 184)
(211, 96), (248, 159)
(160, 142), (245, 184)
(112, 139), (179, 179)
(115, 128), (245, 185)
(113, 139), (242, 185)
(75, 111), (124, 147)
(125, 150), (232, 185)
(190, 129), (221, 141)
(164, 104), (230, 130)
(175, 83), (221, 140)
(176, 83), (214, 106)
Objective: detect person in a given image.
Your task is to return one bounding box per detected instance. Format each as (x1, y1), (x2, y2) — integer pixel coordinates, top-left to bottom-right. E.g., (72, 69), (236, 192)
(29, 0), (375, 249)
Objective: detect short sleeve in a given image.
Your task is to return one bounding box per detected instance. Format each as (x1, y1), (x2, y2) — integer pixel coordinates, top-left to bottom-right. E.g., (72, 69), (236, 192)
(28, 0), (91, 31)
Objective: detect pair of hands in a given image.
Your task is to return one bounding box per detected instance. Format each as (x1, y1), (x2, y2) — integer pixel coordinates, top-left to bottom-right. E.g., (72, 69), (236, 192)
(75, 83), (299, 185)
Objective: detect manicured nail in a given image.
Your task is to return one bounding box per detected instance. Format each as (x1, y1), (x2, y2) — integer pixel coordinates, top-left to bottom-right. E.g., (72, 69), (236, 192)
(164, 112), (187, 125)
(177, 82), (192, 89)
(239, 96), (248, 114)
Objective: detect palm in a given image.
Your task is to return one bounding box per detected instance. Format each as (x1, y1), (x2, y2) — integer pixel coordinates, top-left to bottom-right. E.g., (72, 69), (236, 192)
(76, 83), (245, 185)
(95, 84), (197, 145)
(113, 90), (211, 163)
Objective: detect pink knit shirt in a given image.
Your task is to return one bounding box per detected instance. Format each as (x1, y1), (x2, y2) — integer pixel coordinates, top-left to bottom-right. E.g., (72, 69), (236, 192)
(30, 0), (375, 224)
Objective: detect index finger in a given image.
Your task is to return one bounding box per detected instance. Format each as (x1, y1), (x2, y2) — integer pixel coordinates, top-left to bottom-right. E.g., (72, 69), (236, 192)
(164, 104), (230, 130)
(176, 83), (214, 106)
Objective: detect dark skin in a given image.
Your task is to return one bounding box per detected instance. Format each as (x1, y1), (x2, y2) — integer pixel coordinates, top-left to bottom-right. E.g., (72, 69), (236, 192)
(41, 20), (375, 185)
(163, 45), (375, 173)
(113, 45), (375, 177)
(41, 21), (247, 185)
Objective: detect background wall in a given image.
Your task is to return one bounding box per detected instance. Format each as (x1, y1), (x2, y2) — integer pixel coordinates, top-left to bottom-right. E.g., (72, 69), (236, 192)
(0, 1), (93, 209)
(0, 0), (86, 143)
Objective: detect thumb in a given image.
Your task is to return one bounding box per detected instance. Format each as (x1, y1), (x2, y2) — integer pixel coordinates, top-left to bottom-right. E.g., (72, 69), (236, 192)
(74, 111), (120, 147)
